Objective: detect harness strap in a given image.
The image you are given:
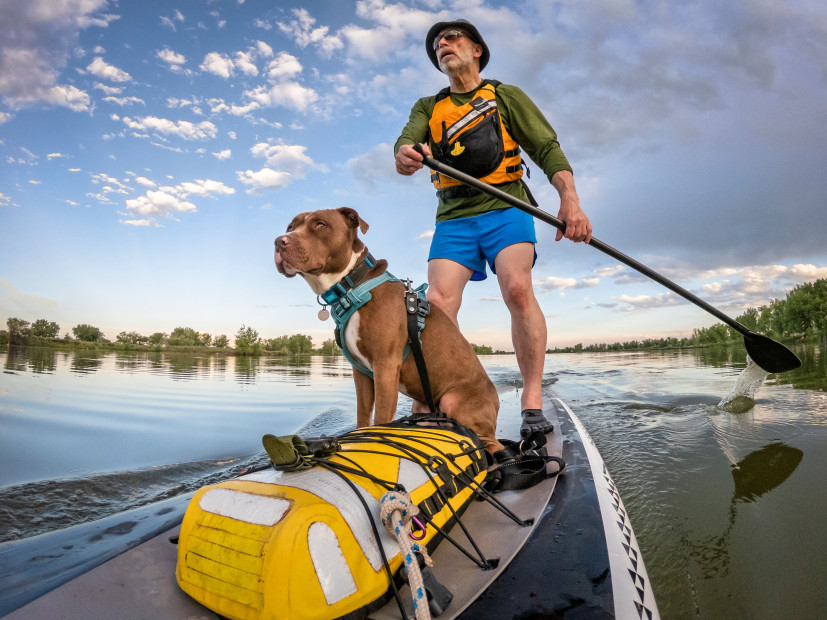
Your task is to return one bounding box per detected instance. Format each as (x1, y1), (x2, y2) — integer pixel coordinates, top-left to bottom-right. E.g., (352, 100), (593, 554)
(405, 282), (438, 415)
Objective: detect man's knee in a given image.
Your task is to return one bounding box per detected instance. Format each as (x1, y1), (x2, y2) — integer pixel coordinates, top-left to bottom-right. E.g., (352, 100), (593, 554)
(501, 279), (536, 312)
(427, 284), (453, 311)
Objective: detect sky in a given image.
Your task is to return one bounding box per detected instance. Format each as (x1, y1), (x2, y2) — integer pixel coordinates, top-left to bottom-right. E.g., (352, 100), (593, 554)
(1, 0), (826, 351)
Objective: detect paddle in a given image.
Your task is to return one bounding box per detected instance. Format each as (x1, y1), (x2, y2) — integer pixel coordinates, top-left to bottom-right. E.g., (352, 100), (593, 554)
(731, 442), (803, 503)
(412, 146), (801, 374)
(686, 442), (803, 576)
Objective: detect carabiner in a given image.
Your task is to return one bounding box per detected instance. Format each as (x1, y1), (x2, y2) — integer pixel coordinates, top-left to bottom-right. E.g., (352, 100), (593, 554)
(409, 515), (426, 541)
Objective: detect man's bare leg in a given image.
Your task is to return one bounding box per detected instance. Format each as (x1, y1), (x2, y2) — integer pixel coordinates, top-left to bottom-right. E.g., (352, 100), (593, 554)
(494, 243), (552, 436)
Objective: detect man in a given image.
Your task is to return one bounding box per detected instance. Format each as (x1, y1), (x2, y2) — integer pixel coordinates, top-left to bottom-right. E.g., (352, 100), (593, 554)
(394, 19), (592, 438)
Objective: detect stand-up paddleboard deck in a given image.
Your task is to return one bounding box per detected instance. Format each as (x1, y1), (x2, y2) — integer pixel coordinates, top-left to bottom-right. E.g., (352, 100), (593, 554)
(4, 393), (658, 619)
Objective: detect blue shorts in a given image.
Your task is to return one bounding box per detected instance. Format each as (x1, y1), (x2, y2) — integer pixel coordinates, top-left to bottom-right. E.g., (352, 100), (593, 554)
(428, 208), (537, 281)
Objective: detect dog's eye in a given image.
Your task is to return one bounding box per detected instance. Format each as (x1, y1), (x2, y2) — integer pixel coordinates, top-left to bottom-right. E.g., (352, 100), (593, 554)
(286, 224), (293, 232)
(314, 221), (325, 229)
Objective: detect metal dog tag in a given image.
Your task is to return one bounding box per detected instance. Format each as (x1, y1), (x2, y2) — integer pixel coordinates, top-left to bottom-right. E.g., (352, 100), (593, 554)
(318, 308), (330, 321)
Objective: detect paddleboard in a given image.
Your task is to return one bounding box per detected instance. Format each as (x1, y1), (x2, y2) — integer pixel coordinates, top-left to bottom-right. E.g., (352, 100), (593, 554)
(2, 392), (658, 619)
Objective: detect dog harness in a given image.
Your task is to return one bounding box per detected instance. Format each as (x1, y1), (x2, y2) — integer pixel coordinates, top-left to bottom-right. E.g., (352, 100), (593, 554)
(320, 253), (429, 379)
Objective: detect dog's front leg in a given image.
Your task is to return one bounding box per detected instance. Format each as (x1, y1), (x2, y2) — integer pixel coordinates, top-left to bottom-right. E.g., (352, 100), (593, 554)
(352, 370), (375, 427)
(371, 360), (402, 425)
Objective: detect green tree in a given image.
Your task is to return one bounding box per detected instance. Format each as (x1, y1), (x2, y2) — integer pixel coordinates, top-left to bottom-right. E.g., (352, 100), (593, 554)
(287, 334), (313, 354)
(148, 332), (167, 346)
(168, 327), (202, 347)
(7, 317), (31, 345)
(779, 280), (827, 335)
(30, 319), (60, 339)
(213, 334), (229, 348)
(199, 333), (212, 347)
(117, 331), (148, 345)
(264, 336), (290, 353)
(72, 324), (104, 342)
(318, 339), (341, 355)
(470, 343), (493, 355)
(736, 308), (759, 332)
(235, 325), (262, 356)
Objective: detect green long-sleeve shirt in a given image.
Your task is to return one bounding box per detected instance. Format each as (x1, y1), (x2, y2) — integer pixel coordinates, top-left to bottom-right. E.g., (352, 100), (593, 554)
(394, 82), (573, 222)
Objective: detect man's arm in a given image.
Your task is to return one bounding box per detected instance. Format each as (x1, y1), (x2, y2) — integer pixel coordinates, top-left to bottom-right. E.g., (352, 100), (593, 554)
(394, 97), (434, 175)
(498, 84), (592, 243)
(551, 170), (591, 243)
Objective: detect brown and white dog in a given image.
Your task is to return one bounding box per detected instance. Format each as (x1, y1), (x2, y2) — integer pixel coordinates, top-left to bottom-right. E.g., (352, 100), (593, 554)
(274, 207), (503, 454)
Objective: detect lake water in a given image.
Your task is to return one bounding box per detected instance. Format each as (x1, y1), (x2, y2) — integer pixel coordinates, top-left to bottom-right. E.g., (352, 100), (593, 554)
(1, 344), (825, 618)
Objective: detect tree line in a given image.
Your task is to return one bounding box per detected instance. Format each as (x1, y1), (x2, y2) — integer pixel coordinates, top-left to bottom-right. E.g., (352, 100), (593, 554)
(549, 278), (826, 353)
(0, 320), (341, 357)
(2, 278), (824, 356)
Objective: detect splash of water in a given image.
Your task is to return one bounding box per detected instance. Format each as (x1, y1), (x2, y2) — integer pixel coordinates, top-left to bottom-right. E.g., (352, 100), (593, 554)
(718, 356), (769, 414)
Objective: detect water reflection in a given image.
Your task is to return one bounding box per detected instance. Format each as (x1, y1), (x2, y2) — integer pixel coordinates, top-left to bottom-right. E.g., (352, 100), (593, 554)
(684, 443), (803, 577)
(70, 351), (103, 374)
(769, 341), (827, 391)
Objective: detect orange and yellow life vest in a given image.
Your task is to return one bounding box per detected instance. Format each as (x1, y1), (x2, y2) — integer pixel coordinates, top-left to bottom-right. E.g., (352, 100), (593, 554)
(428, 80), (523, 193)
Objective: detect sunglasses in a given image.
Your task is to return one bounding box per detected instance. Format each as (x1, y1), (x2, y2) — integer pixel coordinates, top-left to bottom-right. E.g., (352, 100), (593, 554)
(433, 29), (469, 50)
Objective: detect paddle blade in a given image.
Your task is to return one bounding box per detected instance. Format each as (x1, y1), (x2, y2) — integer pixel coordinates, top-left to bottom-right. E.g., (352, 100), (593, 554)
(732, 443), (803, 503)
(743, 331), (801, 374)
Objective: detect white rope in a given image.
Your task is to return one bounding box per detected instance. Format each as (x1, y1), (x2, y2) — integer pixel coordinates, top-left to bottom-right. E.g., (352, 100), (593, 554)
(380, 490), (433, 620)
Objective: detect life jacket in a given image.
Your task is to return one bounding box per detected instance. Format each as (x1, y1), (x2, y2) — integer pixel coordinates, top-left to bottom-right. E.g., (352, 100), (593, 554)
(176, 419), (488, 620)
(427, 79), (523, 195)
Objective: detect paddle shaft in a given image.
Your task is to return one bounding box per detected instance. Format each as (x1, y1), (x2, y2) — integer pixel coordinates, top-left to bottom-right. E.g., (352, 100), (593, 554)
(419, 152), (751, 337)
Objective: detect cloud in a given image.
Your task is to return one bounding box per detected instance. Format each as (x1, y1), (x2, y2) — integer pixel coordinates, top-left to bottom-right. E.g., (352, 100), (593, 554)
(177, 179), (235, 197)
(345, 142), (395, 190)
(115, 114), (218, 140)
(236, 168), (293, 194)
(94, 82), (122, 95)
(124, 178), (235, 221)
(161, 10), (185, 31)
(157, 48), (187, 72)
(255, 41), (274, 58)
(47, 152), (65, 160)
(265, 52), (303, 80)
(245, 83), (318, 112)
(250, 141), (316, 175)
(533, 275), (601, 293)
(0, 278), (60, 320)
(200, 52), (235, 78)
(0, 0), (115, 111)
(616, 293), (685, 313)
(103, 95), (145, 106)
(277, 8), (343, 56)
(125, 190), (195, 216)
(121, 218), (156, 227)
(86, 56), (131, 82)
(234, 51), (258, 76)
(90, 172), (131, 193)
(213, 149), (232, 160)
(200, 43), (274, 79)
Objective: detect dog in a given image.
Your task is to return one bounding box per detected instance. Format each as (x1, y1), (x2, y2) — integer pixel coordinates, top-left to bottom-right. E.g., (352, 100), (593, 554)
(274, 207), (504, 454)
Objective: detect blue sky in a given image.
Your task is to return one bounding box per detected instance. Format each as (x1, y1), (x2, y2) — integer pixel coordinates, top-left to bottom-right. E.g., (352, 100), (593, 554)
(2, 0), (826, 350)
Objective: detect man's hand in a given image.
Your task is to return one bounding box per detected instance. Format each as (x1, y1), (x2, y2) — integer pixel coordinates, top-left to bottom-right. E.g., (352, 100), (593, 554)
(551, 170), (592, 244)
(395, 143), (431, 176)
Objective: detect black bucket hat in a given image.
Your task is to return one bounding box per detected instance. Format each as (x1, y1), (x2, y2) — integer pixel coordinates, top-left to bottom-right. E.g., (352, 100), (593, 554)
(425, 19), (490, 72)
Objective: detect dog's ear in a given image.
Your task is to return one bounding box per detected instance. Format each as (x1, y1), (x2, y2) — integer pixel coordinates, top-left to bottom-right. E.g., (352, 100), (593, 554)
(338, 207), (369, 234)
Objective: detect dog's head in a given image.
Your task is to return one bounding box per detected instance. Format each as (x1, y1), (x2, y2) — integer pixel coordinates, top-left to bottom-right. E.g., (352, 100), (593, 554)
(274, 207), (369, 294)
